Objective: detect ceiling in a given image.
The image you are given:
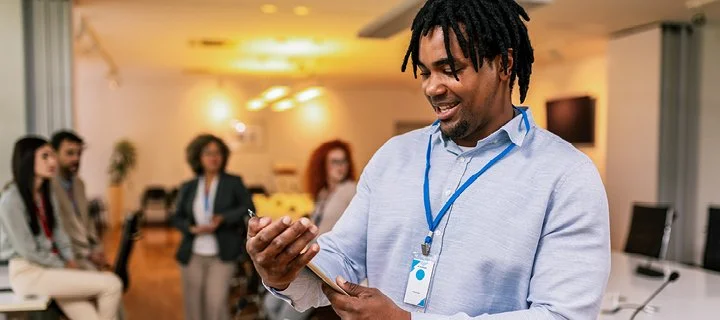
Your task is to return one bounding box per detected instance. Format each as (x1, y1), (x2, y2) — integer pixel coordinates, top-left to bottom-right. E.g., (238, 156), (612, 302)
(73, 0), (717, 83)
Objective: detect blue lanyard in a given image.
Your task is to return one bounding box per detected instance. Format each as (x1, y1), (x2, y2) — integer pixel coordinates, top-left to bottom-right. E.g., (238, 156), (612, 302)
(204, 187), (212, 217)
(421, 107), (530, 255)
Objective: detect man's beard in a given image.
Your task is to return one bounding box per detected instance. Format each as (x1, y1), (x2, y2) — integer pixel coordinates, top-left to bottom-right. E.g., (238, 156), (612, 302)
(440, 106), (474, 140)
(61, 164), (79, 177)
(441, 120), (470, 140)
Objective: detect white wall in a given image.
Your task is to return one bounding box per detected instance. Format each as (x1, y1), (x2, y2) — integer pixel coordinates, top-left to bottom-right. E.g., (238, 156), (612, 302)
(0, 0), (26, 185)
(606, 26), (663, 250)
(694, 23), (720, 261)
(74, 63), (434, 210)
(518, 54), (608, 180)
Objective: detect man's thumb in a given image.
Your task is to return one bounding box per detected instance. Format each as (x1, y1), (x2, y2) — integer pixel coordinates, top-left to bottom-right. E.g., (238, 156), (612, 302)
(337, 275), (363, 296)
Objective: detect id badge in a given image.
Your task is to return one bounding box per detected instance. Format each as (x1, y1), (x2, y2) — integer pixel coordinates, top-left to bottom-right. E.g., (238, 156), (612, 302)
(403, 252), (436, 308)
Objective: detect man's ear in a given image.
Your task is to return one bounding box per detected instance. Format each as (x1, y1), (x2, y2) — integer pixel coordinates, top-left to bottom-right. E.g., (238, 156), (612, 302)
(497, 48), (514, 81)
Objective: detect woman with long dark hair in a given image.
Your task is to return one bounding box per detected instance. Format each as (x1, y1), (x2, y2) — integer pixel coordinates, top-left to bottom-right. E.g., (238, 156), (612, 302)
(0, 136), (123, 320)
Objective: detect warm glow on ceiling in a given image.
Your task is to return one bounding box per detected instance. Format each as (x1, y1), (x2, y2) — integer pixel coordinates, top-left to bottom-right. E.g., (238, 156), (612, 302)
(242, 39), (339, 57)
(272, 99), (296, 112)
(295, 87), (323, 102)
(246, 98), (266, 111)
(262, 86), (290, 101)
(232, 58), (297, 72)
(260, 4), (278, 14)
(293, 6), (310, 16)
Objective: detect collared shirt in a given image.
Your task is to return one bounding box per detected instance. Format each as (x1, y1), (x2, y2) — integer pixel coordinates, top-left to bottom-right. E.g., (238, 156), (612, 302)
(59, 176), (79, 217)
(272, 107), (610, 319)
(192, 176), (219, 256)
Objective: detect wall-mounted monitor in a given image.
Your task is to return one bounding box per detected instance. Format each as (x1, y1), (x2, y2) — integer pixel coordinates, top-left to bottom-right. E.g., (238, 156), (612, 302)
(545, 96), (595, 145)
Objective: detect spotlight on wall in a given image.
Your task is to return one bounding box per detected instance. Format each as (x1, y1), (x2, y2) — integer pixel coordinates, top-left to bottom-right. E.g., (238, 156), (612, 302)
(210, 97), (231, 121)
(231, 119), (248, 133)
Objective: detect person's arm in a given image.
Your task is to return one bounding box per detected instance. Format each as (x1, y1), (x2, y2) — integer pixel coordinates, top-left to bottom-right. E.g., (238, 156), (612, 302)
(215, 176), (255, 227)
(412, 160), (611, 320)
(170, 183), (194, 235)
(51, 198), (76, 263)
(267, 154), (376, 312)
(77, 179), (102, 253)
(0, 192), (66, 268)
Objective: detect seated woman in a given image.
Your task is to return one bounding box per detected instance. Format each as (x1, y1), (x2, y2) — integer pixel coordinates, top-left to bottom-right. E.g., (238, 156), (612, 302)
(0, 136), (123, 320)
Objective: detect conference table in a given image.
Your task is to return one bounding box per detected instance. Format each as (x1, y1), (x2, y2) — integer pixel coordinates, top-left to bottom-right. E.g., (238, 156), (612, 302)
(599, 251), (720, 319)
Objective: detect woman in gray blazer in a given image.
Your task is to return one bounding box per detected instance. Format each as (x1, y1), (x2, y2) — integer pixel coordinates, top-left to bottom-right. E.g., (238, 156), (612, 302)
(171, 134), (255, 320)
(0, 136), (123, 320)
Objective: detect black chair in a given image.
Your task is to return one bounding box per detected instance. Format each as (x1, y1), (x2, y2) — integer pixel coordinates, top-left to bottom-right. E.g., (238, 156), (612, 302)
(140, 186), (170, 225)
(88, 198), (107, 237)
(624, 204), (675, 259)
(113, 211), (142, 291)
(624, 204), (675, 278)
(703, 207), (720, 272)
(166, 187), (179, 209)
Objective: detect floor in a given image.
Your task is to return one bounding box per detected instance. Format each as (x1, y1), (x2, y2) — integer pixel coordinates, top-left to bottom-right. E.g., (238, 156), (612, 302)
(103, 226), (186, 320)
(102, 225), (334, 320)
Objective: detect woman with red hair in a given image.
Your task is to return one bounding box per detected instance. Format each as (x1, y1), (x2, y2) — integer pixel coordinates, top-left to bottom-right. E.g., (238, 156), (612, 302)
(304, 139), (357, 236)
(263, 140), (357, 320)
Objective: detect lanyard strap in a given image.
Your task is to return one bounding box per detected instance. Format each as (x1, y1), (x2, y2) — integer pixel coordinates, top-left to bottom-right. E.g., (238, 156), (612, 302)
(204, 187), (212, 217)
(423, 108), (530, 244)
(36, 199), (58, 254)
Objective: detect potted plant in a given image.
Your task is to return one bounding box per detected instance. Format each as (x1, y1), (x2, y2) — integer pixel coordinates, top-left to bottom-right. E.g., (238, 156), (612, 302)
(107, 139), (137, 228)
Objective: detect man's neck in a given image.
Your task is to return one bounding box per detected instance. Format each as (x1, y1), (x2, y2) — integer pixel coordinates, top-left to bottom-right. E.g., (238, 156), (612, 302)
(60, 170), (73, 182)
(453, 105), (515, 147)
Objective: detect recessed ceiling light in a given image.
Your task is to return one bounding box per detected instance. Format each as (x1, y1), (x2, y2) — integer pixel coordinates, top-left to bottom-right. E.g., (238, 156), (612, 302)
(295, 87), (323, 102)
(261, 4), (278, 14)
(262, 86), (291, 101)
(293, 6), (310, 16)
(272, 99), (296, 112)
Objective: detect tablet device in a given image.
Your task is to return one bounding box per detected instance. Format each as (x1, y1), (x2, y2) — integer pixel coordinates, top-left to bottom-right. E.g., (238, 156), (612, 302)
(306, 261), (349, 295)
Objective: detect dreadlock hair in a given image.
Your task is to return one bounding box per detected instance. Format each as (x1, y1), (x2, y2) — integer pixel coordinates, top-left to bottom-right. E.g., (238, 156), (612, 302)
(401, 0), (534, 103)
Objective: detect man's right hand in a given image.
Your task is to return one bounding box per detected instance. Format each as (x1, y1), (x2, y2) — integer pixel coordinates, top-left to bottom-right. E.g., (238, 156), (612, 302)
(246, 216), (320, 291)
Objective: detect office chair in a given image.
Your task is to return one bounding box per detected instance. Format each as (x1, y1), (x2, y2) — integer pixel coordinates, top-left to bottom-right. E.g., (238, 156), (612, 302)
(624, 204), (675, 259)
(624, 204), (675, 277)
(114, 211), (142, 291)
(140, 186), (169, 225)
(165, 187), (179, 210)
(703, 207), (720, 272)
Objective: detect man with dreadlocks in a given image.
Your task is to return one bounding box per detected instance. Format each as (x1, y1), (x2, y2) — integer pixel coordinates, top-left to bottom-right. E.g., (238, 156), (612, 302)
(246, 0), (610, 319)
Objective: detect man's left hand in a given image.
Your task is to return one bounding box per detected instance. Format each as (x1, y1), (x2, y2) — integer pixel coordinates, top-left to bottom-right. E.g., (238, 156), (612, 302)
(322, 276), (410, 320)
